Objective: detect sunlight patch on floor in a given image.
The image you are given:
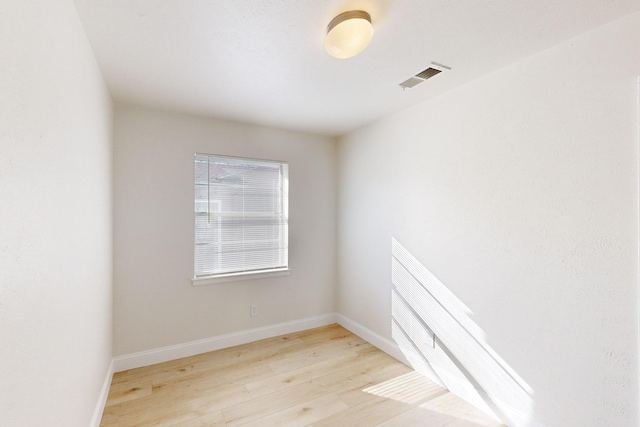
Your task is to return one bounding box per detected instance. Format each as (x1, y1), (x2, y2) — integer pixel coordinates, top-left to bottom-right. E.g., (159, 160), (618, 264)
(362, 371), (447, 405)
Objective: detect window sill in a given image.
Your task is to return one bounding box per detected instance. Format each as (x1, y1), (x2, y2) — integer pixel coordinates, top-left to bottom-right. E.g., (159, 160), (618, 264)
(192, 268), (291, 286)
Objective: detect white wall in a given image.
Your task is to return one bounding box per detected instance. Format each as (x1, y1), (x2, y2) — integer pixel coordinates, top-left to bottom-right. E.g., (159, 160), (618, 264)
(337, 11), (640, 427)
(113, 105), (336, 357)
(0, 1), (113, 426)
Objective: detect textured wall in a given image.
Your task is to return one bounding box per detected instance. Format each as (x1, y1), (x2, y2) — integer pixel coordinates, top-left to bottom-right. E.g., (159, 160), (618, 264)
(113, 104), (336, 356)
(337, 12), (639, 427)
(0, 1), (113, 426)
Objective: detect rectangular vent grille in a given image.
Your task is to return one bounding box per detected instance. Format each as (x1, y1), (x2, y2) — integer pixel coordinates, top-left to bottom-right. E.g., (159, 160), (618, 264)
(415, 67), (442, 80)
(399, 62), (450, 90)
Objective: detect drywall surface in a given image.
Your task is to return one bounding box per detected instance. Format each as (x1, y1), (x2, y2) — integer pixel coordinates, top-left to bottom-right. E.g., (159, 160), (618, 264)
(337, 11), (640, 427)
(0, 1), (113, 426)
(113, 105), (336, 356)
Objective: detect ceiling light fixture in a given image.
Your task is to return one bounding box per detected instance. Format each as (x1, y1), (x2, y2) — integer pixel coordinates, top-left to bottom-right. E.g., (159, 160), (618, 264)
(324, 10), (373, 59)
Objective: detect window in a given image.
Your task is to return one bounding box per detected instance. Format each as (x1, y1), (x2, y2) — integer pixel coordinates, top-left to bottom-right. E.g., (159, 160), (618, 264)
(193, 154), (289, 283)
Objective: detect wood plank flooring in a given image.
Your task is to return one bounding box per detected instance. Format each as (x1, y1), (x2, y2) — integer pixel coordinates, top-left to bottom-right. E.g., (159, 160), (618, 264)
(100, 324), (505, 427)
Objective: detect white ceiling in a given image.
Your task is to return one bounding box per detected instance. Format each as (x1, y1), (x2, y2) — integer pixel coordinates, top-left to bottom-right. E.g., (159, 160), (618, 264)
(73, 0), (640, 136)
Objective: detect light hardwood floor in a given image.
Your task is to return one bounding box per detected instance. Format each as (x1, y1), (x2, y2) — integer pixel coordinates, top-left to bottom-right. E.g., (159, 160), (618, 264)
(100, 324), (505, 426)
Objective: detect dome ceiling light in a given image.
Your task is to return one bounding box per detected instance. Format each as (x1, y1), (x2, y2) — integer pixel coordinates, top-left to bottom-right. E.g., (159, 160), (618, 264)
(324, 10), (373, 59)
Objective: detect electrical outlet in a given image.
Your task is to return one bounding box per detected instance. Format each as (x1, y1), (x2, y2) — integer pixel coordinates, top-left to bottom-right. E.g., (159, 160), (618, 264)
(250, 304), (258, 317)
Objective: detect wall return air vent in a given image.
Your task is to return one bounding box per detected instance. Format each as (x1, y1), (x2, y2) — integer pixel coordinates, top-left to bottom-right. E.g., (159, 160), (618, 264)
(399, 62), (451, 90)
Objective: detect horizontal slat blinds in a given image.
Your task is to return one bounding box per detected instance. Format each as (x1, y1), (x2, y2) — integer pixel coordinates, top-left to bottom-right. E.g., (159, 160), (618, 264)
(194, 154), (289, 278)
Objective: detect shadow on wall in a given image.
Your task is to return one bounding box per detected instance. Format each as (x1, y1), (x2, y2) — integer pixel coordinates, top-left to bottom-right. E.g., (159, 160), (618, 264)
(391, 237), (539, 427)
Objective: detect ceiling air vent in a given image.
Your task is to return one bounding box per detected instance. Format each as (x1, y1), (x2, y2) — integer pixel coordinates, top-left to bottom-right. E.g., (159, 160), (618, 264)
(399, 62), (451, 90)
(415, 67), (442, 80)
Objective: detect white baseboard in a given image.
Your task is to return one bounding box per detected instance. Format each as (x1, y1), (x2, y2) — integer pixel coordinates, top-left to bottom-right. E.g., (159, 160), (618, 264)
(335, 314), (410, 366)
(113, 313), (337, 372)
(90, 359), (114, 427)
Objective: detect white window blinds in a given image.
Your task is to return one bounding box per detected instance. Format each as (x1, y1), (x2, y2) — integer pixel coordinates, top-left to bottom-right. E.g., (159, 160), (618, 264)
(194, 154), (289, 278)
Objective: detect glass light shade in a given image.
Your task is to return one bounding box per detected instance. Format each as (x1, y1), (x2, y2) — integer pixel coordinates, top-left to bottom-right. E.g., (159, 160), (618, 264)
(325, 11), (373, 59)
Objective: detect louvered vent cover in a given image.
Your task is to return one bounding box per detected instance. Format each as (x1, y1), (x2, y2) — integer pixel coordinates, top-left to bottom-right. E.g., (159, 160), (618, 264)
(399, 62), (451, 90)
(415, 67), (442, 80)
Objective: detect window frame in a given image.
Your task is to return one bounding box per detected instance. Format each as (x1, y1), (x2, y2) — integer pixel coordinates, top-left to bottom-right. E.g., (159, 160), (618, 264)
(192, 153), (290, 285)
